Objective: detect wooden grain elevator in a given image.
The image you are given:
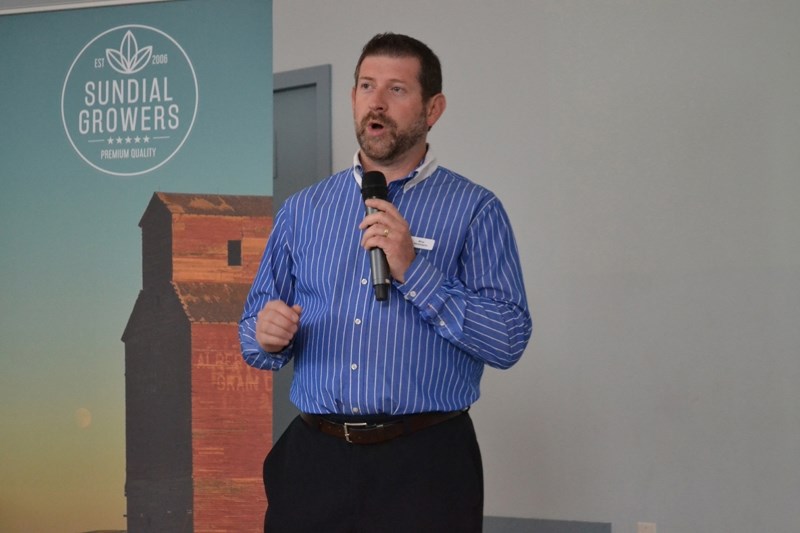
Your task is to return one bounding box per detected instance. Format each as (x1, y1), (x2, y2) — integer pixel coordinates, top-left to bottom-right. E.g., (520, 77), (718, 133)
(122, 192), (273, 532)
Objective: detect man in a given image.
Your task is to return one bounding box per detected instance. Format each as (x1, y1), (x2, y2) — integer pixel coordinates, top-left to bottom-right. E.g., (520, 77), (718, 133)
(240, 32), (532, 532)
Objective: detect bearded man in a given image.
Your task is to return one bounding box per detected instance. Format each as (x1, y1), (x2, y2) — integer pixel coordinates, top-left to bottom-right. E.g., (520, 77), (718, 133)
(240, 32), (532, 532)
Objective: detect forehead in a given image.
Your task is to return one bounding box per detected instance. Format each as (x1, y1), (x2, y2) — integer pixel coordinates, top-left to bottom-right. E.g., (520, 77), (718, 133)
(357, 55), (422, 85)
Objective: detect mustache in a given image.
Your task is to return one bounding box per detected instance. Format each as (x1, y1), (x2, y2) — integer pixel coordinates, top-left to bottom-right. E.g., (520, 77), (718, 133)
(360, 112), (397, 130)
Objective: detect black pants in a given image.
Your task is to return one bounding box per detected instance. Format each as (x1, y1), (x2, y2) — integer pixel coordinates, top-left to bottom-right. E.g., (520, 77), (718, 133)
(263, 412), (484, 532)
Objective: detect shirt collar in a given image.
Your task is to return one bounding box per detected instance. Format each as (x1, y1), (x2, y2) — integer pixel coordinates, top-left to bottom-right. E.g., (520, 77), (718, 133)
(353, 147), (439, 192)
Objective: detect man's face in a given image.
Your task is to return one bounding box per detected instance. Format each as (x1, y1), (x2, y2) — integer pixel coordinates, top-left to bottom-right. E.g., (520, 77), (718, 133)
(352, 55), (430, 166)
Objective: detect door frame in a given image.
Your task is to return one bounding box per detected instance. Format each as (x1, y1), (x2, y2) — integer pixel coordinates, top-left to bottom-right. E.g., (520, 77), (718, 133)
(273, 64), (332, 204)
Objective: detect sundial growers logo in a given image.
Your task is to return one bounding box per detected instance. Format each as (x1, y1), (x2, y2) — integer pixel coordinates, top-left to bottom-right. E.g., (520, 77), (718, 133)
(62, 25), (198, 176)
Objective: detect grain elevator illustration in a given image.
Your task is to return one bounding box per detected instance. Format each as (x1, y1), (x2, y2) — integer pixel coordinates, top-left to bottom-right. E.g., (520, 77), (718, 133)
(122, 192), (273, 532)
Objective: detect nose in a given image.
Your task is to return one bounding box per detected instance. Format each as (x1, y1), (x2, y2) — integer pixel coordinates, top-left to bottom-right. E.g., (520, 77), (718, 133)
(368, 89), (387, 112)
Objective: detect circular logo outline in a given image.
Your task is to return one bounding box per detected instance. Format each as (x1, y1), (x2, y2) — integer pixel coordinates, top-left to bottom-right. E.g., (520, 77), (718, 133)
(61, 24), (199, 177)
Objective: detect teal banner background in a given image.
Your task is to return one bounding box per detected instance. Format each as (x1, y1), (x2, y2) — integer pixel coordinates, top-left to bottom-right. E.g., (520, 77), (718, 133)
(0, 1), (272, 530)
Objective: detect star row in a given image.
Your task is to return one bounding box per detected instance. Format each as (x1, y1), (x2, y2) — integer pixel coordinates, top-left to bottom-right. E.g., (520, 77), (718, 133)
(106, 135), (151, 145)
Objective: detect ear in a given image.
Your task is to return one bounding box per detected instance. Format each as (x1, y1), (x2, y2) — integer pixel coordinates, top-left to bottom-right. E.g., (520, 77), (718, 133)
(425, 93), (446, 129)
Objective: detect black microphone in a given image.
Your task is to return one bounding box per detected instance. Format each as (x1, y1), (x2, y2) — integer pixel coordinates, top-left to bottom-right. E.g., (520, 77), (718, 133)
(361, 171), (391, 301)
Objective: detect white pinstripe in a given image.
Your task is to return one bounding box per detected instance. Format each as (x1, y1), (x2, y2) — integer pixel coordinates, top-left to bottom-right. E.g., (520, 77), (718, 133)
(240, 151), (532, 415)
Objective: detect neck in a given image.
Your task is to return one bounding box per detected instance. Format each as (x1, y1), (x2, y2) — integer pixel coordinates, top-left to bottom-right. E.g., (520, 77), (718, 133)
(360, 143), (428, 183)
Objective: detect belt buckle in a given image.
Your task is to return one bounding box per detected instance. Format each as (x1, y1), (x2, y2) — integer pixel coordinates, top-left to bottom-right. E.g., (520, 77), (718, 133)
(342, 421), (368, 444)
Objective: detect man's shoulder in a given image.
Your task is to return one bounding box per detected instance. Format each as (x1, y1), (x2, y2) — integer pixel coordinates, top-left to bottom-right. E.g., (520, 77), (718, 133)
(284, 168), (355, 205)
(427, 165), (497, 200)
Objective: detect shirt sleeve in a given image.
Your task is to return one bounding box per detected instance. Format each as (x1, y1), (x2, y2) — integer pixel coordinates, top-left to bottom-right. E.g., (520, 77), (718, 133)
(239, 206), (295, 371)
(395, 196), (532, 369)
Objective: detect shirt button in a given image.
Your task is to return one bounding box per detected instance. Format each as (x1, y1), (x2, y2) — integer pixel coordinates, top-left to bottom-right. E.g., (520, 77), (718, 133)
(439, 320), (446, 327)
(361, 278), (368, 285)
(409, 291), (417, 298)
(354, 318), (362, 325)
(352, 407), (360, 414)
(351, 363), (358, 371)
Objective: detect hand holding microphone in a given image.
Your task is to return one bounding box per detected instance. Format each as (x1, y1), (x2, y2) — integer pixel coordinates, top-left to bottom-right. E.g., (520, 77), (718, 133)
(359, 171), (416, 300)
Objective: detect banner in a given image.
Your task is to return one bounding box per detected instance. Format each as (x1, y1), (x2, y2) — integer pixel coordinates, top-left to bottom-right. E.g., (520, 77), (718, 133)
(0, 1), (272, 531)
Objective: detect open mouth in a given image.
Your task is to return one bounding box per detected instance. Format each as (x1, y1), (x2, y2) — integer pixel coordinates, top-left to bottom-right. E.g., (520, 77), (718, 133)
(366, 118), (386, 133)
(363, 113), (393, 135)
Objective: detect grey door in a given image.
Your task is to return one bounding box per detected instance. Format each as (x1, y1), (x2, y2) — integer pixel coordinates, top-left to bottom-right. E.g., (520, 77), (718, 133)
(272, 65), (332, 441)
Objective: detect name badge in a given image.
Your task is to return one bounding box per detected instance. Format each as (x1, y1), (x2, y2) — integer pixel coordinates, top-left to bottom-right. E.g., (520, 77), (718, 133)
(412, 236), (435, 251)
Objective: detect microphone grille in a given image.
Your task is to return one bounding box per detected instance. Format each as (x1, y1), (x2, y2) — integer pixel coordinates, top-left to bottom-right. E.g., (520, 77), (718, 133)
(361, 171), (388, 200)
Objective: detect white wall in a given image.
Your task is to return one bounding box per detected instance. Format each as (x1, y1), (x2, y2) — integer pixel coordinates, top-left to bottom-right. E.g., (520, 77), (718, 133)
(274, 1), (800, 532)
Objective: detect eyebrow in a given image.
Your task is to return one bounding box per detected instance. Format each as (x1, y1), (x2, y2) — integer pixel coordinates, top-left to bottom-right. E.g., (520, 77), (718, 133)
(357, 76), (410, 85)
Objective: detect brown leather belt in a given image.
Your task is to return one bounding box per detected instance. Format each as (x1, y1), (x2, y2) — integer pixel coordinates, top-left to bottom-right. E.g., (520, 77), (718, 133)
(299, 410), (466, 445)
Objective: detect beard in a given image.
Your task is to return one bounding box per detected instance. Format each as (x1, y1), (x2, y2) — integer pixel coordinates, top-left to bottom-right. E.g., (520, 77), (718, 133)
(355, 110), (428, 165)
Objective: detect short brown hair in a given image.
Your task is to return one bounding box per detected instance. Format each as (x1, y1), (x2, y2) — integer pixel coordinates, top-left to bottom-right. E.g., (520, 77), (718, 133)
(354, 33), (442, 102)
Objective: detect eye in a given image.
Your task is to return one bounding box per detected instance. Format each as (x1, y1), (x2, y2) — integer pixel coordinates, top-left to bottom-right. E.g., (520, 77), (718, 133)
(390, 86), (406, 95)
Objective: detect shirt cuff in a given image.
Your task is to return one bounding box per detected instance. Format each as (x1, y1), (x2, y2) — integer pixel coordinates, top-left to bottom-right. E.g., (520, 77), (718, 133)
(395, 254), (448, 324)
(243, 346), (291, 371)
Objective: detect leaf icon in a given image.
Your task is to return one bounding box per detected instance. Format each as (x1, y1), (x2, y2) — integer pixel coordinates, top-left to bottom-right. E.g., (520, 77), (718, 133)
(106, 48), (129, 73)
(131, 45), (153, 73)
(106, 31), (153, 75)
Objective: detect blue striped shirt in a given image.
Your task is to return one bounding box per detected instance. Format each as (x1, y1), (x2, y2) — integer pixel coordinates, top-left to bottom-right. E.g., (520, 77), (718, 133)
(239, 149), (532, 415)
